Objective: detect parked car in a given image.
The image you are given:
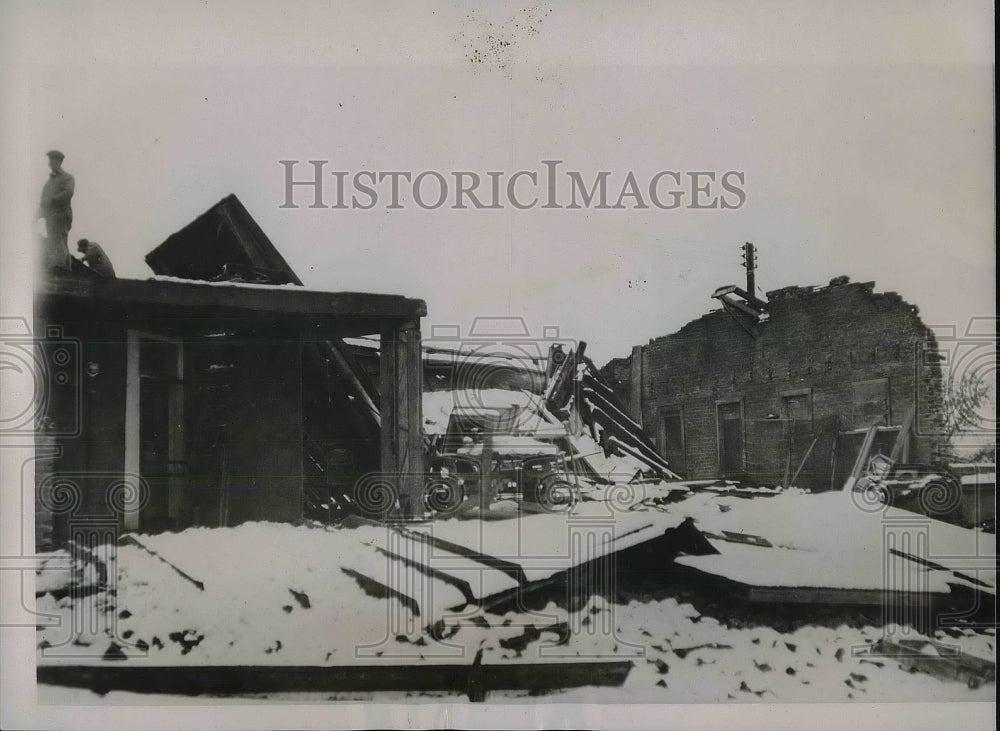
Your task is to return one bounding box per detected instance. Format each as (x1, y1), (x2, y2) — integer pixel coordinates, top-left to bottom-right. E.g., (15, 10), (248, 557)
(425, 436), (578, 516)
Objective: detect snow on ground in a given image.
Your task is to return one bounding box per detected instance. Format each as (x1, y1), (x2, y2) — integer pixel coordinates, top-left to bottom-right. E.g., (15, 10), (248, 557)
(37, 523), (428, 666)
(36, 580), (996, 702)
(33, 550), (80, 594)
(544, 597), (996, 703)
(34, 488), (997, 702)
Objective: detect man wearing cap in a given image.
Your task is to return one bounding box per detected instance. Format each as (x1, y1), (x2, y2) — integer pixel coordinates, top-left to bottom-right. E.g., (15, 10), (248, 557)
(37, 150), (75, 271)
(76, 239), (116, 278)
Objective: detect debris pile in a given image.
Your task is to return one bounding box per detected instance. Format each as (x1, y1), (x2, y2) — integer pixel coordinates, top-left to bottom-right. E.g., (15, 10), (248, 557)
(36, 487), (996, 701)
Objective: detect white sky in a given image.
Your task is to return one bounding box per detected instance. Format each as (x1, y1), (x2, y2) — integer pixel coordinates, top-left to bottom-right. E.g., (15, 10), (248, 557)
(1, 1), (994, 366)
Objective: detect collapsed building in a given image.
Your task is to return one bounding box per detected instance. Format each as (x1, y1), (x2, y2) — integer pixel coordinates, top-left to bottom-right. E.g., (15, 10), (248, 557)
(34, 195), (672, 547)
(337, 326), (678, 515)
(602, 266), (947, 494)
(32, 215), (996, 700)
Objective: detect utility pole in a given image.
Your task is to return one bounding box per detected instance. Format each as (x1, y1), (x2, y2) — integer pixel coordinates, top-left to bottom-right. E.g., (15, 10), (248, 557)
(741, 242), (757, 297)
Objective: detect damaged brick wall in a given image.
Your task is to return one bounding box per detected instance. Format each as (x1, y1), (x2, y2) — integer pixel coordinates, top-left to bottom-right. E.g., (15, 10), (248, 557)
(601, 278), (945, 490)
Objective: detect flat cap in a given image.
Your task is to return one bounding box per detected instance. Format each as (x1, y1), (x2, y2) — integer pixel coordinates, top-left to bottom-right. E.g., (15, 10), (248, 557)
(46, 150), (65, 160)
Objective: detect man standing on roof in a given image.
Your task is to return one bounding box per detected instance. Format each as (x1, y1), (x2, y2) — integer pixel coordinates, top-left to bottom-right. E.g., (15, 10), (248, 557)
(37, 150), (75, 272)
(76, 239), (116, 278)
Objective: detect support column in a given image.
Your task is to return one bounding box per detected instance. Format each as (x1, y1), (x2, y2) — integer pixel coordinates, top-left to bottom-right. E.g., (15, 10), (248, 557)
(123, 330), (141, 530)
(379, 320), (424, 518)
(630, 345), (644, 426)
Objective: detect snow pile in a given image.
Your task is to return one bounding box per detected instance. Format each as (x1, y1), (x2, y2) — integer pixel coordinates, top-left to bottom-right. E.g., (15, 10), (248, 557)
(33, 549), (93, 594)
(536, 597), (995, 703)
(35, 515), (996, 702)
(669, 490), (996, 591)
(37, 522), (428, 666)
(427, 595), (995, 702)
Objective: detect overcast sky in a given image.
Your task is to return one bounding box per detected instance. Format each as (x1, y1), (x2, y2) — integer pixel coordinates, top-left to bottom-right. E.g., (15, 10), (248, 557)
(1, 1), (994, 366)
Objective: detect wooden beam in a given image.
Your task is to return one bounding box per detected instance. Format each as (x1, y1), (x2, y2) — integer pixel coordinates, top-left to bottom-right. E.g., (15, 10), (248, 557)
(629, 345), (643, 425)
(842, 424), (880, 491)
(36, 275), (427, 323)
(888, 407), (916, 464)
(379, 321), (424, 518)
(744, 586), (946, 606)
(37, 660), (633, 701)
(398, 526), (528, 585)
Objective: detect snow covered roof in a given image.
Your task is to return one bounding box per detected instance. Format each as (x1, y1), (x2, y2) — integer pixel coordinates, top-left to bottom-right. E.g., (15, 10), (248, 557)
(423, 389), (541, 436)
(671, 490), (997, 594)
(456, 435), (560, 456)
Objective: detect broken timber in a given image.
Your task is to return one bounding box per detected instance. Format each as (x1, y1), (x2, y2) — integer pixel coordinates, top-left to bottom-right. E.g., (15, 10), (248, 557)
(37, 660), (633, 702)
(866, 638), (995, 689)
(118, 535), (205, 591)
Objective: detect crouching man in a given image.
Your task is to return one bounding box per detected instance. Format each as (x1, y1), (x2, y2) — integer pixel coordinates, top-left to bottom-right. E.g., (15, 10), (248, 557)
(76, 238), (116, 278)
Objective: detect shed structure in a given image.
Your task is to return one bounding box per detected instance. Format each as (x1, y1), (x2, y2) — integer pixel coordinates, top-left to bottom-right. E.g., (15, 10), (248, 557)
(34, 196), (426, 545)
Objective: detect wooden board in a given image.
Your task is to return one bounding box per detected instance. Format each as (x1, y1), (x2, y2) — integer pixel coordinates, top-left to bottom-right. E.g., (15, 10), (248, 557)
(38, 659), (633, 701)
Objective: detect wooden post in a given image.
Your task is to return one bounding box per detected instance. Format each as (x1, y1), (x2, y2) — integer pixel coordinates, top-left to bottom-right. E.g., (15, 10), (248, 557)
(479, 433), (494, 513)
(167, 343), (184, 523)
(630, 345), (643, 426)
(842, 424), (880, 492)
(888, 407), (915, 464)
(789, 438), (818, 488)
(123, 330), (141, 531)
(380, 320), (424, 519)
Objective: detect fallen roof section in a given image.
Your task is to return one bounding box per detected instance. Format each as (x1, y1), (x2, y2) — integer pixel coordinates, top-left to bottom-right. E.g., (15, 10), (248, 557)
(671, 489), (996, 607)
(35, 485), (996, 701)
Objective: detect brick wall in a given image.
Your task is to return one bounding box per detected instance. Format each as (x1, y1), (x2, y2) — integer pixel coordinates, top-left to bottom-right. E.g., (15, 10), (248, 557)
(600, 278), (944, 490)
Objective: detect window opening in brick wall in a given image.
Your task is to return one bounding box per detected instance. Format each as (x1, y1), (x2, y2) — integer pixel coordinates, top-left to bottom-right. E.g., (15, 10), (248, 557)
(852, 378), (890, 428)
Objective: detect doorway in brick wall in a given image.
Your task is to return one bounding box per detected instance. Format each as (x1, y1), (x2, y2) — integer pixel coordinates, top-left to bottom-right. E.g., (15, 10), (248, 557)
(716, 400), (745, 477)
(658, 407), (686, 476)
